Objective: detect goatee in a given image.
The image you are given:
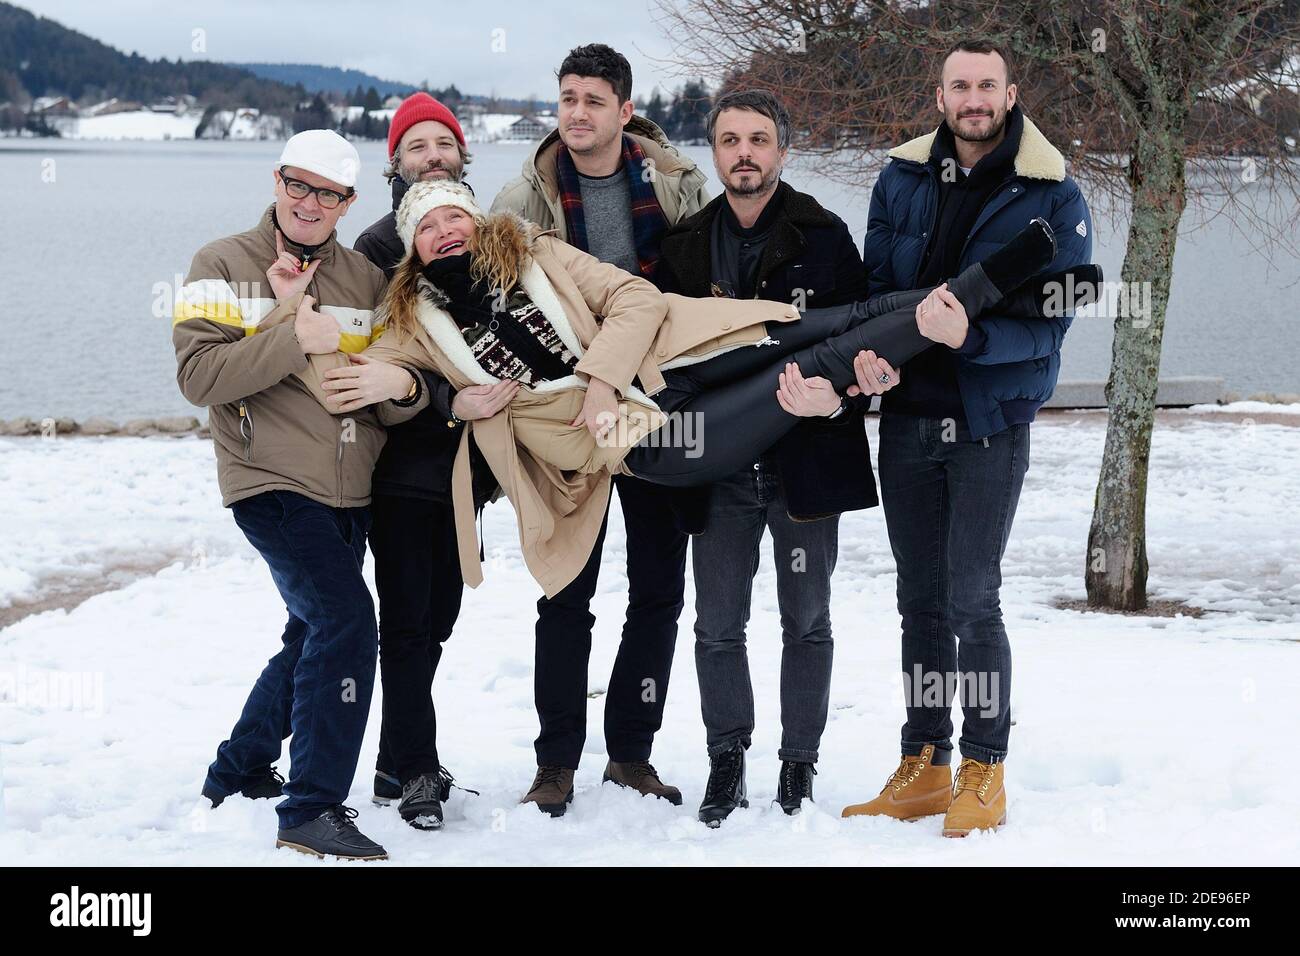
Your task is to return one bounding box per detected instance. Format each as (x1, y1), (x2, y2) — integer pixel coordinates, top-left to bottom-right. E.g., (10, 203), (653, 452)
(950, 109), (1007, 144)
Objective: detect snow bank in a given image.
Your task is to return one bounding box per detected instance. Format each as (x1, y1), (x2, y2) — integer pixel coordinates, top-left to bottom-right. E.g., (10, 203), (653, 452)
(70, 111), (202, 141)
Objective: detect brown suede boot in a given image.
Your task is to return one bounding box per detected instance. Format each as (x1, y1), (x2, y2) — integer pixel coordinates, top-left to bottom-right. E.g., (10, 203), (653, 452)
(521, 766), (575, 817)
(602, 760), (683, 806)
(942, 758), (1006, 837)
(841, 744), (952, 821)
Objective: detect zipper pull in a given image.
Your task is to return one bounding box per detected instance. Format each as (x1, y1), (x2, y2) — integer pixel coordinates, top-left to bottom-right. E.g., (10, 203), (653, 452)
(238, 400), (253, 446)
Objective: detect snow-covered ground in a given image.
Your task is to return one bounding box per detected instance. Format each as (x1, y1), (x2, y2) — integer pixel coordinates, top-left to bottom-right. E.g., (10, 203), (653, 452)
(69, 111), (202, 141)
(1, 411), (1297, 865)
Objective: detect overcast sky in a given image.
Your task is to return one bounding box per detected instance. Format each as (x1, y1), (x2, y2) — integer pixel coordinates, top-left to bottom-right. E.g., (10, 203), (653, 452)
(19, 0), (699, 101)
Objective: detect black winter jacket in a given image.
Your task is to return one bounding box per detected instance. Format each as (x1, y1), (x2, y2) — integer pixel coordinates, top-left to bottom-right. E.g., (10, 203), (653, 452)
(656, 181), (878, 521)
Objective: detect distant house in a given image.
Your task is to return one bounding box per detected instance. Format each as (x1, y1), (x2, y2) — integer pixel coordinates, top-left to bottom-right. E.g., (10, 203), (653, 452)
(32, 95), (75, 114)
(503, 114), (558, 143)
(82, 98), (143, 117)
(197, 107), (286, 141)
(149, 95), (194, 114)
(460, 112), (520, 143)
(382, 94), (404, 110)
(31, 95), (78, 134)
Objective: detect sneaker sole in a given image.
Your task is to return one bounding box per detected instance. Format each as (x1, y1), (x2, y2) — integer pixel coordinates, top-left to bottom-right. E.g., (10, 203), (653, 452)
(275, 839), (388, 861)
(371, 795), (394, 807)
(402, 813), (444, 831)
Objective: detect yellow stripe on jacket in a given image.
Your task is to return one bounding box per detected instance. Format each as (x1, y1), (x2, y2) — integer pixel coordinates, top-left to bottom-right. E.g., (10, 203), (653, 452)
(174, 282), (385, 355)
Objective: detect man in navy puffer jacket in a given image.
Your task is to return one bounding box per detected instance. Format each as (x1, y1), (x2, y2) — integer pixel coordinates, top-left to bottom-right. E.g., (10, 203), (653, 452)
(842, 40), (1093, 837)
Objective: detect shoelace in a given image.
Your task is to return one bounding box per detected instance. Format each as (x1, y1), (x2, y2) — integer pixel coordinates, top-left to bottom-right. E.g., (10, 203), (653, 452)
(627, 760), (663, 784)
(534, 766), (569, 787)
(438, 766), (480, 797)
(954, 759), (995, 795)
(704, 750), (743, 801)
(779, 762), (816, 800)
(404, 773), (441, 805)
(324, 805), (361, 834)
(886, 755), (927, 791)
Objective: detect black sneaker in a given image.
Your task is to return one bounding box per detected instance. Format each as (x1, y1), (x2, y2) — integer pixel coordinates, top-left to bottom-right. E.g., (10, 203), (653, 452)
(376, 766), (476, 808)
(275, 805), (387, 861)
(202, 765), (285, 808)
(698, 744), (748, 828)
(776, 760), (816, 815)
(372, 769), (402, 807)
(398, 772), (445, 831)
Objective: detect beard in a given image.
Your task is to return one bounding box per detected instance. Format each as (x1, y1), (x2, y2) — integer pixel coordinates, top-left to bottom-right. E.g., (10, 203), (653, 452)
(399, 158), (462, 186)
(725, 163), (780, 198)
(946, 104), (1009, 144)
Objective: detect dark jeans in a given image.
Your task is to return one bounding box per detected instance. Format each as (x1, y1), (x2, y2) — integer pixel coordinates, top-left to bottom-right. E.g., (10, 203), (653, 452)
(369, 494), (463, 785)
(533, 474), (687, 769)
(206, 491), (377, 829)
(692, 460), (838, 763)
(877, 413), (1030, 765)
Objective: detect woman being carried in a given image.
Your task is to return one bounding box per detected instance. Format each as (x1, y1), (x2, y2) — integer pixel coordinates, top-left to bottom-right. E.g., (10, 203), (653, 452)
(332, 181), (1098, 596)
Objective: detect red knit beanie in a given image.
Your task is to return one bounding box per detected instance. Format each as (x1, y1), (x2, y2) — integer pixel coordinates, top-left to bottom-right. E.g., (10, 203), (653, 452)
(387, 93), (466, 157)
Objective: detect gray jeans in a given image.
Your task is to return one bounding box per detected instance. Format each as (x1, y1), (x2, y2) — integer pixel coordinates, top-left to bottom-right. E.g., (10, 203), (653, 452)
(692, 459), (839, 763)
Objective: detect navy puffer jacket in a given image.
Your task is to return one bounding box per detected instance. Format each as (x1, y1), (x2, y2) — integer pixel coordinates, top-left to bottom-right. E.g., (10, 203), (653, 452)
(862, 108), (1093, 439)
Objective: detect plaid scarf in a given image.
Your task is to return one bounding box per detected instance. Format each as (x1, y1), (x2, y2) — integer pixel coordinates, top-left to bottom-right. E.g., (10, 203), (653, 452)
(554, 134), (669, 280)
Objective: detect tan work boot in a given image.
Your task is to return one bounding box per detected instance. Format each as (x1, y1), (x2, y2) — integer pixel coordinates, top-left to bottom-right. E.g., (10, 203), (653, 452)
(841, 744), (952, 821)
(521, 766), (575, 817)
(602, 760), (684, 806)
(942, 758), (1007, 837)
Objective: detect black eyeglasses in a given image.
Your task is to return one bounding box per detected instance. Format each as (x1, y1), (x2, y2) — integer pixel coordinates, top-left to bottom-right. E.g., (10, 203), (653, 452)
(278, 167), (354, 209)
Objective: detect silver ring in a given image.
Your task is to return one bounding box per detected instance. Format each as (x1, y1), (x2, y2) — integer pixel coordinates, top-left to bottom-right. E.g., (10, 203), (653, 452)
(878, 373), (891, 385)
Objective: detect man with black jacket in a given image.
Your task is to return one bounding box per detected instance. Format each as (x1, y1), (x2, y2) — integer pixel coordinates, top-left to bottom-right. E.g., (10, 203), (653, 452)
(353, 93), (501, 829)
(656, 90), (901, 825)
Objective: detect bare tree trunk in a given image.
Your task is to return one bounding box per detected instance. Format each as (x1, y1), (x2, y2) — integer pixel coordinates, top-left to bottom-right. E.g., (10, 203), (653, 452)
(1085, 129), (1187, 610)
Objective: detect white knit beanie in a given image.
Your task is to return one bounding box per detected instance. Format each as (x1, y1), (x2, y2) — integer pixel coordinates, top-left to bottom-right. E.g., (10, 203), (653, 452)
(396, 180), (484, 253)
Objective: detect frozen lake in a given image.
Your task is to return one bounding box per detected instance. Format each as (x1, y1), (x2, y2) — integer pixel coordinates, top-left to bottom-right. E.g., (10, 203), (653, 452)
(1, 137), (1297, 421)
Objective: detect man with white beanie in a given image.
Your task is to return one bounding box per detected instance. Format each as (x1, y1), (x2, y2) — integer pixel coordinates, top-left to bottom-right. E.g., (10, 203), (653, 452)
(173, 128), (430, 860)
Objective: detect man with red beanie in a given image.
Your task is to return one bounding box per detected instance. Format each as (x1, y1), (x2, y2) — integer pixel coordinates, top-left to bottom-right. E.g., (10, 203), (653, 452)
(356, 92), (471, 275)
(354, 92), (496, 829)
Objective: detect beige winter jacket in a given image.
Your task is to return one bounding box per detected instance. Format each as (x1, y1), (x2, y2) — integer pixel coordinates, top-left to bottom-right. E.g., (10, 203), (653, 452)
(173, 206), (429, 508)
